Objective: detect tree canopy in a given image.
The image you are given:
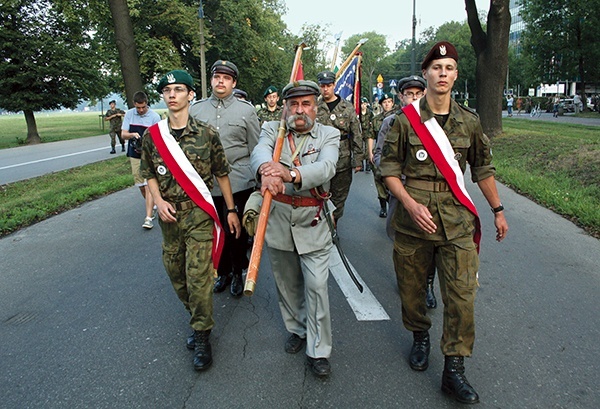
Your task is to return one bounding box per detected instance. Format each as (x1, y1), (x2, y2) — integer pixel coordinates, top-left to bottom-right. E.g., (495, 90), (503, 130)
(0, 0), (108, 142)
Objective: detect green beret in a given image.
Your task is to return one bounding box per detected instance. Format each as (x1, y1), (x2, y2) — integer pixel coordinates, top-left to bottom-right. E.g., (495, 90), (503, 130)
(397, 75), (426, 92)
(317, 71), (336, 85)
(281, 80), (320, 99)
(360, 97), (369, 103)
(263, 85), (278, 98)
(156, 70), (195, 93)
(379, 92), (393, 104)
(421, 41), (459, 70)
(211, 60), (239, 78)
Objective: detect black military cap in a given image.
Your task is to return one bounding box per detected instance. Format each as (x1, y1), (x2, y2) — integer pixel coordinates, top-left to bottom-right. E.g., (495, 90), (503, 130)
(397, 75), (427, 93)
(233, 88), (248, 100)
(317, 71), (336, 85)
(421, 41), (459, 70)
(211, 60), (239, 79)
(109, 100), (116, 104)
(156, 70), (195, 93)
(379, 93), (393, 104)
(281, 80), (320, 99)
(263, 85), (278, 98)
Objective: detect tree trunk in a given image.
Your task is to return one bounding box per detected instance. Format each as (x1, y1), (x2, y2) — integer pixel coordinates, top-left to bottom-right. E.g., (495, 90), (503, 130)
(465, 0), (511, 137)
(108, 0), (144, 108)
(24, 109), (41, 145)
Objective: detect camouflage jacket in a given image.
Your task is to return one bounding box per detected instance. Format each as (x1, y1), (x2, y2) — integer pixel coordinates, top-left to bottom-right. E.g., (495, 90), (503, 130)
(257, 105), (283, 126)
(316, 96), (364, 170)
(359, 109), (374, 140)
(105, 108), (125, 131)
(371, 106), (397, 137)
(380, 98), (495, 241)
(140, 117), (231, 203)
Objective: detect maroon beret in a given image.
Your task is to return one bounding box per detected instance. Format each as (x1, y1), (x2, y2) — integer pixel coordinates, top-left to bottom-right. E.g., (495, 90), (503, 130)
(421, 41), (459, 70)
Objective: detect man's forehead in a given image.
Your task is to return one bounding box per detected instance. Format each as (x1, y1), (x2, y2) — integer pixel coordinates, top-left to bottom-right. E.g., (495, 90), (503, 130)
(429, 57), (457, 67)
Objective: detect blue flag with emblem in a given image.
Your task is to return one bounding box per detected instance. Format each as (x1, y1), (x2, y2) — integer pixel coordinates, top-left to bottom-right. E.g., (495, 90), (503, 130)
(334, 54), (361, 115)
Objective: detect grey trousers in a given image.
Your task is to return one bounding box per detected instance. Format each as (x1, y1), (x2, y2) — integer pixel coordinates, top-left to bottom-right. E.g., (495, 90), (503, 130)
(267, 245), (332, 359)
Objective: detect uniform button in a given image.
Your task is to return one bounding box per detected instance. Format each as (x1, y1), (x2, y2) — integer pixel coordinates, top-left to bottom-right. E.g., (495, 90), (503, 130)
(291, 223), (295, 227)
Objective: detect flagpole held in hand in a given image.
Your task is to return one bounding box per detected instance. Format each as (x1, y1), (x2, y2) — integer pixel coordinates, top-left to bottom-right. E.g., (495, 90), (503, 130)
(244, 42), (306, 296)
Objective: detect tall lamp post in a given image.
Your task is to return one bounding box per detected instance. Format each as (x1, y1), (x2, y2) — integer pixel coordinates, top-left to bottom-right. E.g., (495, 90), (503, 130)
(198, 1), (208, 99)
(410, 0), (417, 75)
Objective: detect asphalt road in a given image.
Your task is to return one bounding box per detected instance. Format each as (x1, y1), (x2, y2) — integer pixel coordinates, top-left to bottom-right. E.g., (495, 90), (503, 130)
(1, 164), (599, 408)
(0, 133), (120, 185)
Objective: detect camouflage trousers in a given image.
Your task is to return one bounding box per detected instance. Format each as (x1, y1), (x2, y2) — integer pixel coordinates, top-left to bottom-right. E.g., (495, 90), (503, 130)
(159, 206), (215, 331)
(392, 231), (479, 356)
(109, 128), (124, 148)
(329, 167), (353, 221)
(372, 165), (388, 200)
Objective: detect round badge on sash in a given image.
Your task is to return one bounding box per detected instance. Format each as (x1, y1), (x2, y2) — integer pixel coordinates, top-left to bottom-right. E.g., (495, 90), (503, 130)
(416, 149), (428, 161)
(157, 165), (167, 175)
(454, 152), (462, 161)
(330, 114), (336, 121)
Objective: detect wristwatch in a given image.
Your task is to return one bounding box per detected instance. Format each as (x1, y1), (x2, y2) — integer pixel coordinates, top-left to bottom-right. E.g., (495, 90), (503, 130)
(289, 169), (298, 183)
(491, 203), (504, 213)
(227, 205), (238, 214)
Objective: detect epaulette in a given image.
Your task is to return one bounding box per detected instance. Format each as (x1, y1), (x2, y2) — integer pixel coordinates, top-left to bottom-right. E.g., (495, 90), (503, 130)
(457, 102), (479, 118)
(237, 98), (254, 107)
(191, 98), (209, 106)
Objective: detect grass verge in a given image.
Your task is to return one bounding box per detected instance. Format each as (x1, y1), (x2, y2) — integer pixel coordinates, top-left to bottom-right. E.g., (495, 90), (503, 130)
(495, 118), (600, 238)
(1, 157), (133, 236)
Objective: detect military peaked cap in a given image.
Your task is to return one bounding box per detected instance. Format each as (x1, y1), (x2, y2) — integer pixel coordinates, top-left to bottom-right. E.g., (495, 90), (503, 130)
(316, 71), (336, 85)
(281, 80), (320, 99)
(156, 70), (195, 93)
(211, 60), (239, 79)
(233, 88), (248, 100)
(421, 41), (459, 70)
(397, 75), (427, 92)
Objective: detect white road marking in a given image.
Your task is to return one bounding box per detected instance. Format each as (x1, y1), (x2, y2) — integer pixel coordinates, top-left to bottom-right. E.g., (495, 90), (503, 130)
(0, 146), (110, 170)
(329, 247), (390, 321)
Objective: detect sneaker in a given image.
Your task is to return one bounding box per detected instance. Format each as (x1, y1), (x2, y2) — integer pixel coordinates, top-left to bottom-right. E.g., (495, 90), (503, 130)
(142, 217), (153, 229)
(151, 205), (158, 220)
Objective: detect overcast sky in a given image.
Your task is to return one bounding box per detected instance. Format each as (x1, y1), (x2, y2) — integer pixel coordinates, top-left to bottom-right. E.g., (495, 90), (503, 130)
(281, 0), (475, 50)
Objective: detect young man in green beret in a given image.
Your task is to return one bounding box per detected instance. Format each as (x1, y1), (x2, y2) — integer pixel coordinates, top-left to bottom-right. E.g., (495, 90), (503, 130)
(380, 42), (509, 404)
(257, 85), (282, 125)
(140, 69), (241, 372)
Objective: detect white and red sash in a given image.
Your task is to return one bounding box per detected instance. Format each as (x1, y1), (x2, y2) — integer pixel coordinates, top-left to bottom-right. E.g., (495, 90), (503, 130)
(402, 101), (481, 251)
(148, 119), (224, 268)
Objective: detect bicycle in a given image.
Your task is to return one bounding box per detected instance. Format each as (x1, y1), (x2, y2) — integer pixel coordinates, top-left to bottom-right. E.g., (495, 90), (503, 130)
(530, 103), (542, 118)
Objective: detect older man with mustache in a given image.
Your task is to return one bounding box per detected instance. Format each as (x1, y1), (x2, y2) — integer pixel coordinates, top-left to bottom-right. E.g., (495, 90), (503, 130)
(250, 80), (340, 377)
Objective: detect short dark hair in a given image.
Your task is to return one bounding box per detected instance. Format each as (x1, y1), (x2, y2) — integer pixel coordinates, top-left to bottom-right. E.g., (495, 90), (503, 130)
(133, 91), (148, 104)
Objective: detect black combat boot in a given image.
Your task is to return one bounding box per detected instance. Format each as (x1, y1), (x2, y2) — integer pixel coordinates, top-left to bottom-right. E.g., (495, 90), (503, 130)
(213, 273), (231, 293)
(186, 332), (195, 350)
(441, 356), (480, 404)
(379, 198), (387, 218)
(425, 271), (437, 309)
(193, 330), (213, 371)
(409, 330), (430, 371)
(230, 269), (243, 297)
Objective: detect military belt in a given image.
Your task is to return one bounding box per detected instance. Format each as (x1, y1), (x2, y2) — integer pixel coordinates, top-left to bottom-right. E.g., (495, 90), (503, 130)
(272, 194), (321, 207)
(173, 200), (196, 211)
(405, 178), (450, 192)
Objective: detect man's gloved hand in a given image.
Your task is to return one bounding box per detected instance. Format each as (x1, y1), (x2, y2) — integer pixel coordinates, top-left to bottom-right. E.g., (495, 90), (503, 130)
(242, 191), (263, 237)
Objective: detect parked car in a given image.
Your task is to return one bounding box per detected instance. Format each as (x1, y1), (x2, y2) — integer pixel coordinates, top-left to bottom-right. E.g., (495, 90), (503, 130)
(560, 98), (575, 112)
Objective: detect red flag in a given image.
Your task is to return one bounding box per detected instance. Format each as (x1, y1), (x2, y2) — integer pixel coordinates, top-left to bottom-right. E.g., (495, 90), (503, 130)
(295, 61), (304, 81)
